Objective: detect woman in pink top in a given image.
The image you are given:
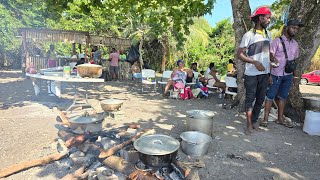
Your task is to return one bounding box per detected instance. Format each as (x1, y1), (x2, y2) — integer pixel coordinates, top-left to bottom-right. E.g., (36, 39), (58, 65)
(109, 48), (120, 80)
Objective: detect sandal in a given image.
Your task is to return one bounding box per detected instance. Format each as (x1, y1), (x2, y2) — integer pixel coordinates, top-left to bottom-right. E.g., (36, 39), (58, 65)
(259, 121), (268, 127)
(275, 120), (293, 128)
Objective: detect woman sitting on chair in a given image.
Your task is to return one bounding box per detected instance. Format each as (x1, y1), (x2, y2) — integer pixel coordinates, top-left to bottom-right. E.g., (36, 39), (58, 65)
(163, 60), (193, 96)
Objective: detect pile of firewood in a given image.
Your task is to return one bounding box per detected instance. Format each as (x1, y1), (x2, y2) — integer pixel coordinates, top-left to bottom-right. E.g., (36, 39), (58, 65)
(0, 109), (200, 180)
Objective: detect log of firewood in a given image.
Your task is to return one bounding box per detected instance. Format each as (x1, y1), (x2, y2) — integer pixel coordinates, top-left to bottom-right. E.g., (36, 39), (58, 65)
(57, 109), (71, 127)
(65, 134), (88, 148)
(102, 156), (158, 180)
(58, 129), (74, 142)
(172, 160), (191, 178)
(0, 152), (67, 178)
(61, 166), (86, 180)
(98, 129), (155, 159)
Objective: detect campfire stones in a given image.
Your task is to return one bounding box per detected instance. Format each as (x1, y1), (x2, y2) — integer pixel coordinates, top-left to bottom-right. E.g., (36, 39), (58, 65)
(101, 137), (117, 150)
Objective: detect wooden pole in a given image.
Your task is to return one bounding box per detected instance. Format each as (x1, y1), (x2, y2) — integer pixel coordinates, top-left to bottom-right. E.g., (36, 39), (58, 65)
(0, 152), (67, 178)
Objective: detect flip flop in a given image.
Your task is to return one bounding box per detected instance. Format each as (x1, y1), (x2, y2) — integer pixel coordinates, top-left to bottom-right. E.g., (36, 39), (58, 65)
(259, 121), (268, 127)
(275, 120), (293, 128)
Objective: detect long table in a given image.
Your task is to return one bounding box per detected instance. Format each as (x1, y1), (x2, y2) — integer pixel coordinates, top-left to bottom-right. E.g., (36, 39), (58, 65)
(26, 73), (104, 113)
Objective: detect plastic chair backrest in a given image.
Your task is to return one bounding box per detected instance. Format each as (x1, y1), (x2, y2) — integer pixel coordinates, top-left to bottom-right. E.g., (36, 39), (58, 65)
(142, 69), (156, 78)
(162, 70), (173, 79)
(225, 76), (237, 88)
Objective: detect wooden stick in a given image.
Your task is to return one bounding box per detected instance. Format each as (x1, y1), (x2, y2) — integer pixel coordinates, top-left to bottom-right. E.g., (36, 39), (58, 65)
(57, 109), (71, 127)
(172, 160), (191, 178)
(0, 152), (67, 178)
(61, 166), (86, 180)
(65, 134), (87, 148)
(98, 129), (155, 159)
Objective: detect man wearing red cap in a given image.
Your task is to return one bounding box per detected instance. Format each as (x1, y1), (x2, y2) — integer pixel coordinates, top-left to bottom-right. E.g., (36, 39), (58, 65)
(237, 6), (277, 134)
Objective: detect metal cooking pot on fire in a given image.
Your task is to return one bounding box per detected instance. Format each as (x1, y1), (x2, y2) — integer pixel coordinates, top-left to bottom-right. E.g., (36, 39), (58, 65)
(134, 134), (180, 168)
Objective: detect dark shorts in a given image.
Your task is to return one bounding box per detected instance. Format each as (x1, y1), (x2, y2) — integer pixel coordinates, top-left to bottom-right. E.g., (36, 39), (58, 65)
(266, 74), (293, 101)
(186, 73), (194, 83)
(109, 66), (119, 74)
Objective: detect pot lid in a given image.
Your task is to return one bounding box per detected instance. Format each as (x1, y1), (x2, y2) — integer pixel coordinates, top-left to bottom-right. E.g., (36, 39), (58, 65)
(186, 110), (215, 119)
(69, 114), (104, 124)
(134, 134), (180, 155)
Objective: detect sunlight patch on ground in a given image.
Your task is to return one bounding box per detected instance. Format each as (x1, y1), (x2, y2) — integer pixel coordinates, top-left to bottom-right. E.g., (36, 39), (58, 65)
(222, 161), (244, 167)
(225, 126), (236, 130)
(232, 134), (239, 138)
(154, 123), (173, 130)
(245, 151), (267, 163)
(265, 167), (298, 180)
(284, 142), (292, 146)
(233, 120), (242, 124)
(243, 138), (251, 143)
(175, 112), (187, 117)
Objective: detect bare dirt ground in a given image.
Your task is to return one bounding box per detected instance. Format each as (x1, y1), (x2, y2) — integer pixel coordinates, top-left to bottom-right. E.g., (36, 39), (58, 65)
(0, 70), (320, 180)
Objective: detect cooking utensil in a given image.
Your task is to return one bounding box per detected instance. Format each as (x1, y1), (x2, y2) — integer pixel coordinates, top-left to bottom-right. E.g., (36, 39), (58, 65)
(100, 99), (124, 112)
(180, 131), (212, 156)
(77, 64), (102, 78)
(134, 134), (180, 168)
(186, 110), (214, 136)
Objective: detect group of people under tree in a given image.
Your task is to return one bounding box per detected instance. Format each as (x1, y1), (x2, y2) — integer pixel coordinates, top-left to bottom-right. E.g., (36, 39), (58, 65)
(237, 6), (303, 134)
(159, 6), (303, 135)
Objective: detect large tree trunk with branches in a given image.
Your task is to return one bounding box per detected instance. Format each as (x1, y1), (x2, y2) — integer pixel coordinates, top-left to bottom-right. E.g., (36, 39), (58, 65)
(231, 0), (252, 111)
(286, 0), (320, 122)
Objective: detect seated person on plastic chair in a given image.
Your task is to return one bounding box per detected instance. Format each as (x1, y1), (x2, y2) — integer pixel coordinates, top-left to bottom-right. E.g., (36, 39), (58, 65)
(131, 61), (142, 79)
(163, 60), (193, 96)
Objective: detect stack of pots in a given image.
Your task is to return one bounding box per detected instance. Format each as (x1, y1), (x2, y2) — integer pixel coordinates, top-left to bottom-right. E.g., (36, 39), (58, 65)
(180, 110), (214, 156)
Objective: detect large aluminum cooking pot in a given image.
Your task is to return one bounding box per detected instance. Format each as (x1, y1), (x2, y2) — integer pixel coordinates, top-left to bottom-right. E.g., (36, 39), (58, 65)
(134, 134), (180, 168)
(186, 110), (215, 136)
(77, 64), (102, 78)
(303, 97), (320, 112)
(100, 99), (124, 112)
(180, 131), (212, 156)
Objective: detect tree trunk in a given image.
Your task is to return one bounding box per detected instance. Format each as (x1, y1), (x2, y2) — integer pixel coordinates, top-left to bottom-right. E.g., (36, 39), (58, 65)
(139, 34), (144, 70)
(286, 0), (320, 122)
(161, 36), (168, 72)
(231, 0), (252, 111)
(0, 44), (5, 68)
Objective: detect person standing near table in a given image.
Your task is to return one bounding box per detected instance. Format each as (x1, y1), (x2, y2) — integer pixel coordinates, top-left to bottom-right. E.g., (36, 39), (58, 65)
(260, 19), (303, 128)
(237, 6), (278, 134)
(109, 48), (120, 80)
(47, 44), (58, 68)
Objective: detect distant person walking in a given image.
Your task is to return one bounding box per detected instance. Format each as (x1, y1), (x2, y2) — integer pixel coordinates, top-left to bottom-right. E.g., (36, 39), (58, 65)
(109, 48), (120, 80)
(237, 6), (278, 134)
(260, 19), (303, 128)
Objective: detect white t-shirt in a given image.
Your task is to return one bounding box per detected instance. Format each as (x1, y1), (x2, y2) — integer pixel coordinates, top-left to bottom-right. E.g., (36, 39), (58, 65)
(239, 29), (272, 76)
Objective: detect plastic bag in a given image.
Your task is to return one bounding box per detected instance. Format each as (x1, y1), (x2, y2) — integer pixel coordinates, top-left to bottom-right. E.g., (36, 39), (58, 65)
(127, 45), (140, 65)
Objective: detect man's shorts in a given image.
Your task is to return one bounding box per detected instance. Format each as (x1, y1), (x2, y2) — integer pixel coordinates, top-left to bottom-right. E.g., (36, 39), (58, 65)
(266, 74), (293, 101)
(109, 66), (119, 74)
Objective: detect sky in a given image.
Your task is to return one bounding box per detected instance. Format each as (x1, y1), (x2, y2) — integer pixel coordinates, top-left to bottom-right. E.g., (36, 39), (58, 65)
(204, 0), (277, 27)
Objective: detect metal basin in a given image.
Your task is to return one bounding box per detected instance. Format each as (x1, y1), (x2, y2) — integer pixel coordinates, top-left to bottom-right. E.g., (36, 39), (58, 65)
(180, 131), (212, 156)
(303, 97), (320, 112)
(100, 99), (124, 112)
(77, 64), (102, 78)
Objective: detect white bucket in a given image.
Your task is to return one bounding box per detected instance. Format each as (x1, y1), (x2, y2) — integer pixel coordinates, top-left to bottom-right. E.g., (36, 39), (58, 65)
(303, 110), (320, 136)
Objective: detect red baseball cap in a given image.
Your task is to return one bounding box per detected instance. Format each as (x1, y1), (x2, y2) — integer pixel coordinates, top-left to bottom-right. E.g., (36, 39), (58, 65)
(250, 6), (272, 19)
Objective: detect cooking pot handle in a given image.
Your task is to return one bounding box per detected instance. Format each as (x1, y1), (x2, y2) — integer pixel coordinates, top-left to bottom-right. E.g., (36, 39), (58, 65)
(152, 140), (163, 145)
(187, 141), (198, 145)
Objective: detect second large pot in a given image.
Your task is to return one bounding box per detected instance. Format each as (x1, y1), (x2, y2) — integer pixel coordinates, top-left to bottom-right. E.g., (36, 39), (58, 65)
(134, 134), (180, 168)
(186, 110), (215, 136)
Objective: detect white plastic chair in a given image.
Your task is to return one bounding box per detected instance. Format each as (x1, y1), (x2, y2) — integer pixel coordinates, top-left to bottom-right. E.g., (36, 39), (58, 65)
(225, 76), (237, 97)
(158, 70), (173, 86)
(141, 69), (157, 93)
